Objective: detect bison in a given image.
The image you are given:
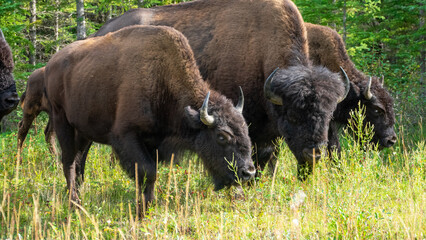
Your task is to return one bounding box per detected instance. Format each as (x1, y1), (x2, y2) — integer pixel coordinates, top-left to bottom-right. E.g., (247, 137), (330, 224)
(18, 67), (58, 156)
(44, 25), (255, 206)
(306, 23), (397, 150)
(0, 29), (19, 121)
(94, 0), (350, 177)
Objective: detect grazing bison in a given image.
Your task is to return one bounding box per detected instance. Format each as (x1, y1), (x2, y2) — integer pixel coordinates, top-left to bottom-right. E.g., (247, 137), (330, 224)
(18, 67), (57, 156)
(0, 29), (19, 121)
(44, 25), (255, 206)
(94, 0), (350, 177)
(306, 23), (396, 150)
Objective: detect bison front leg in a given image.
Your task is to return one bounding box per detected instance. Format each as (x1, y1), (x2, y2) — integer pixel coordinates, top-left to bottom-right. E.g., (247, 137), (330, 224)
(254, 143), (278, 176)
(53, 112), (90, 206)
(327, 121), (341, 159)
(111, 132), (157, 212)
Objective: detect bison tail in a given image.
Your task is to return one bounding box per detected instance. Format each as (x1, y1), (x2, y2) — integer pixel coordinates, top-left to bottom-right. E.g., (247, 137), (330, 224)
(19, 91), (26, 108)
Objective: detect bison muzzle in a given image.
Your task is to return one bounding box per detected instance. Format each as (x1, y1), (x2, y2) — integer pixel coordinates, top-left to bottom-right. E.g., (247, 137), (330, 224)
(0, 29), (19, 120)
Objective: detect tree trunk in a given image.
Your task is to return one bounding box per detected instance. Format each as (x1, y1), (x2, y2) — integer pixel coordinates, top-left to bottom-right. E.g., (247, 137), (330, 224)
(342, 0), (347, 43)
(331, 0), (337, 29)
(106, 5), (112, 21)
(54, 0), (59, 52)
(76, 0), (86, 40)
(138, 0), (144, 8)
(29, 0), (37, 65)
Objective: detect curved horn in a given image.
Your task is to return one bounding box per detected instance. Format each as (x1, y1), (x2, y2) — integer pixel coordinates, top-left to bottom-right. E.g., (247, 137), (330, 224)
(363, 77), (373, 100)
(380, 75), (384, 86)
(0, 29), (4, 40)
(338, 66), (350, 103)
(263, 67), (283, 105)
(235, 86), (244, 113)
(200, 91), (215, 126)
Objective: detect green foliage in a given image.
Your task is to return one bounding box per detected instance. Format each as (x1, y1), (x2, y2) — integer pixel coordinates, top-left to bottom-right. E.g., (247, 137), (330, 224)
(294, 0), (425, 92)
(343, 102), (376, 152)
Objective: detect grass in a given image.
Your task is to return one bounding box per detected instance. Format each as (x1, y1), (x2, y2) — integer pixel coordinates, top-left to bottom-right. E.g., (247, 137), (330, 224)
(0, 108), (425, 239)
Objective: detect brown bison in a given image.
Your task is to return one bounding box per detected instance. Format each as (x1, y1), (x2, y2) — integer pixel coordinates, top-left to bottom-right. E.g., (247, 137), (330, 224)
(306, 23), (397, 150)
(94, 0), (350, 177)
(0, 29), (19, 121)
(18, 67), (57, 156)
(44, 25), (255, 205)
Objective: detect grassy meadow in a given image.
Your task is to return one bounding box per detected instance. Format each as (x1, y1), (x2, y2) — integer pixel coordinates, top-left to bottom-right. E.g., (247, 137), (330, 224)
(0, 105), (425, 239)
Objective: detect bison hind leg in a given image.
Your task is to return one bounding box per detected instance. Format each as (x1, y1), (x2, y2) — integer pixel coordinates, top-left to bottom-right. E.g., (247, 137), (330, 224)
(110, 132), (157, 210)
(53, 111), (91, 206)
(44, 118), (61, 158)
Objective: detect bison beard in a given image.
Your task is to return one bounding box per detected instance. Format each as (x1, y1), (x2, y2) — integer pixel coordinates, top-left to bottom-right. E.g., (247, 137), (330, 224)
(94, 0), (349, 178)
(44, 26), (255, 208)
(0, 29), (19, 121)
(306, 23), (397, 151)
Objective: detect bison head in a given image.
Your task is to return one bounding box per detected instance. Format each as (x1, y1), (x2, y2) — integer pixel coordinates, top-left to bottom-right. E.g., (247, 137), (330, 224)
(184, 88), (255, 190)
(361, 76), (396, 148)
(0, 29), (19, 120)
(264, 66), (349, 172)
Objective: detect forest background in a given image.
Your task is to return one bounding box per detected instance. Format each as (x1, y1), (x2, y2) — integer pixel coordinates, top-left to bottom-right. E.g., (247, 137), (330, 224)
(0, 0), (424, 132)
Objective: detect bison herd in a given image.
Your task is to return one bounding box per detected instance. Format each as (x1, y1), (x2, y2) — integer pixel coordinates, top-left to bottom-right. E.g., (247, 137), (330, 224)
(0, 0), (396, 209)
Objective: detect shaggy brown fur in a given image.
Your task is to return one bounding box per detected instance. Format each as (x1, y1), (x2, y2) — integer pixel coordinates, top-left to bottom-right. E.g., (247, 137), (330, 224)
(306, 23), (396, 149)
(18, 67), (57, 156)
(94, 0), (349, 177)
(44, 25), (254, 206)
(0, 29), (19, 120)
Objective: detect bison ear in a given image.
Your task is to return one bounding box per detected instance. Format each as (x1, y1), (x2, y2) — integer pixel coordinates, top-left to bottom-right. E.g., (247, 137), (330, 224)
(184, 106), (203, 129)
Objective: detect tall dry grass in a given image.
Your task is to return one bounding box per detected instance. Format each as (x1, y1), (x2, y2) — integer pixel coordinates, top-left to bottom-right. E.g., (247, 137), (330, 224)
(0, 106), (424, 239)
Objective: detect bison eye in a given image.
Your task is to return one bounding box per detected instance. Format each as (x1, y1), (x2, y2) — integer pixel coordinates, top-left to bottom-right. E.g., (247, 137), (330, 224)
(372, 107), (384, 116)
(216, 132), (231, 145)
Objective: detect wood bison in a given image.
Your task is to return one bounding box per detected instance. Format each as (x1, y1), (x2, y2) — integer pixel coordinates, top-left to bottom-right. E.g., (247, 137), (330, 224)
(18, 67), (58, 156)
(44, 25), (255, 205)
(94, 0), (350, 176)
(0, 29), (19, 121)
(306, 23), (397, 150)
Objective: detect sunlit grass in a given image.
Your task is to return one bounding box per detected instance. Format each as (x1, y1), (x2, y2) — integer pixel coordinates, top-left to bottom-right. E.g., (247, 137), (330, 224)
(0, 108), (425, 239)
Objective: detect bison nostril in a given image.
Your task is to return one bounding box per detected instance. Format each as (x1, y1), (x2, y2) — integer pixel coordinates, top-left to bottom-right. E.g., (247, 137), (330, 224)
(387, 136), (396, 146)
(241, 167), (256, 181)
(303, 148), (322, 162)
(6, 95), (20, 104)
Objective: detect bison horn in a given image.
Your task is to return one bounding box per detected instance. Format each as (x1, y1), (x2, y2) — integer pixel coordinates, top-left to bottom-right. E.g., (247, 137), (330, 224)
(337, 67), (350, 103)
(200, 91), (215, 126)
(380, 75), (384, 86)
(363, 77), (373, 100)
(264, 67), (283, 105)
(0, 29), (4, 39)
(235, 86), (244, 113)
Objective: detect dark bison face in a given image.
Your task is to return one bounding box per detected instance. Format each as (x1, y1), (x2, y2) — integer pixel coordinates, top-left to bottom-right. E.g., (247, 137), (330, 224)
(264, 66), (349, 166)
(361, 76), (396, 148)
(184, 90), (255, 190)
(0, 83), (19, 121)
(0, 29), (19, 121)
